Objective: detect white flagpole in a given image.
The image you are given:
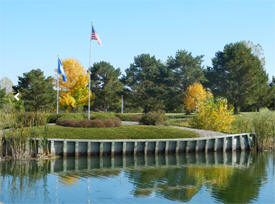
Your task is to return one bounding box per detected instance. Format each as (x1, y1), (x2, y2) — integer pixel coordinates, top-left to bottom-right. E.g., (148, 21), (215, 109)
(121, 95), (124, 114)
(88, 22), (92, 120)
(56, 74), (59, 114)
(56, 56), (59, 114)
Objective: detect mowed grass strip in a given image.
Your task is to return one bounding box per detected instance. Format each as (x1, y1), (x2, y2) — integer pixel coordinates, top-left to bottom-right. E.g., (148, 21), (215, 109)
(41, 125), (197, 140)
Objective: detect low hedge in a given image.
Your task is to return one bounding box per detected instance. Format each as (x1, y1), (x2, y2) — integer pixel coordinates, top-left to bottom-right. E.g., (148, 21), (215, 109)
(47, 112), (119, 123)
(56, 118), (121, 128)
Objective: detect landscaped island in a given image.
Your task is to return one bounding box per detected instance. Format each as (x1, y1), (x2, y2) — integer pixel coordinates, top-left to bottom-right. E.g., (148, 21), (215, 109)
(36, 125), (198, 140)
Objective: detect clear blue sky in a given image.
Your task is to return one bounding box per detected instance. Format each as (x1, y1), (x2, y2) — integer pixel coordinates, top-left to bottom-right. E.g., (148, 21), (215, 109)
(1, 0), (275, 84)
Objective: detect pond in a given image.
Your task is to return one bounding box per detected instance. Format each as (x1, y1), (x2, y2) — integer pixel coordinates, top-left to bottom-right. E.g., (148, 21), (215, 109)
(0, 152), (274, 204)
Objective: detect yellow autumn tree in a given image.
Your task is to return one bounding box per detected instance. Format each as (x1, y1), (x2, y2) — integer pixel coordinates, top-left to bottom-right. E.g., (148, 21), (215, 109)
(58, 58), (95, 111)
(184, 82), (211, 113)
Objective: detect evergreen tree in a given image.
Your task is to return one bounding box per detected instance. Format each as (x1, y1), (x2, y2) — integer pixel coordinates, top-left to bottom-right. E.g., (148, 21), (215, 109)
(122, 51), (206, 113)
(268, 76), (275, 110)
(167, 50), (205, 91)
(13, 69), (55, 111)
(251, 68), (270, 111)
(0, 88), (6, 109)
(90, 61), (123, 112)
(166, 50), (205, 112)
(122, 54), (169, 113)
(205, 41), (268, 113)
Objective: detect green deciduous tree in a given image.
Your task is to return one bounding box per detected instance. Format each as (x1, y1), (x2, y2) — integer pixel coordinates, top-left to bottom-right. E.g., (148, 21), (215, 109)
(205, 41), (269, 113)
(13, 69), (55, 111)
(90, 61), (123, 112)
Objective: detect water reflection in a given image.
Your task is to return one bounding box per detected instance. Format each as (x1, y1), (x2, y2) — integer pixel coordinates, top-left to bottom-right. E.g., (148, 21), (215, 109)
(51, 151), (253, 173)
(0, 152), (273, 203)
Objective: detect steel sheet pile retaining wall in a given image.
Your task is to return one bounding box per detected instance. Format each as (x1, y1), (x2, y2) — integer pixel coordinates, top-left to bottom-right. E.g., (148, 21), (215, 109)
(45, 133), (253, 157)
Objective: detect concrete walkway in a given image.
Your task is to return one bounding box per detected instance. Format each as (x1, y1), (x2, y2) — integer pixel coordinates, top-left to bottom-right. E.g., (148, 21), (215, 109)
(122, 121), (139, 125)
(121, 121), (226, 137)
(170, 126), (226, 137)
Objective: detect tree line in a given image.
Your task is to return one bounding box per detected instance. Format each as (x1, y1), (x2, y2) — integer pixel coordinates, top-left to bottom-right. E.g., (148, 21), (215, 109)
(1, 41), (274, 113)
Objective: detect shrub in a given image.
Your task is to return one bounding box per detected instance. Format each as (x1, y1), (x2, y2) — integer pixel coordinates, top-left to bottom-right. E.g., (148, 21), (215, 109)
(56, 118), (121, 128)
(56, 118), (74, 127)
(113, 119), (122, 127)
(89, 120), (106, 128)
(191, 97), (235, 132)
(139, 110), (167, 125)
(104, 119), (115, 127)
(46, 113), (62, 123)
(78, 119), (92, 128)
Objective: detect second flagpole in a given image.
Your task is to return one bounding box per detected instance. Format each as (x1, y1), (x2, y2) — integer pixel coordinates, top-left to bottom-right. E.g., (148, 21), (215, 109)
(88, 22), (92, 120)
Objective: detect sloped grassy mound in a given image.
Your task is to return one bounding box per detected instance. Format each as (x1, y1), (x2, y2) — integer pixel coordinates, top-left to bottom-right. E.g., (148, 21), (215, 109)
(41, 125), (197, 140)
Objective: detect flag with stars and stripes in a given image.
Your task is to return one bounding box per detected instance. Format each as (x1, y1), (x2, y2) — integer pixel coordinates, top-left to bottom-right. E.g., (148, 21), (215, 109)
(91, 26), (102, 46)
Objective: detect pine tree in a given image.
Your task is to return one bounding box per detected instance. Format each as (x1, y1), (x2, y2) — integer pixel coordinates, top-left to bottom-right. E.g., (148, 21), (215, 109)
(205, 41), (268, 113)
(90, 61), (123, 112)
(13, 69), (55, 111)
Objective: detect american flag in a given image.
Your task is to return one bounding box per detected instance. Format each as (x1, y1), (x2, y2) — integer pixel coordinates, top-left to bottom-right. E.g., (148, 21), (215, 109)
(91, 26), (102, 46)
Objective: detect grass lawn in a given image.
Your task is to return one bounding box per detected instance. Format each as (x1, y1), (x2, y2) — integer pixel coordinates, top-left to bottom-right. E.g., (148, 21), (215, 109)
(166, 114), (193, 128)
(40, 125), (198, 140)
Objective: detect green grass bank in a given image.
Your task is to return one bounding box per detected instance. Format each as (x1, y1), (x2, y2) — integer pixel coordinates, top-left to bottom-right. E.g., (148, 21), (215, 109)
(39, 125), (197, 140)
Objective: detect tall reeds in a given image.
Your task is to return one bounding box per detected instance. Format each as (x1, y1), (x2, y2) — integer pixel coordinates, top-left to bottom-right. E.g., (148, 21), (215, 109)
(232, 109), (275, 151)
(251, 109), (275, 151)
(0, 111), (49, 160)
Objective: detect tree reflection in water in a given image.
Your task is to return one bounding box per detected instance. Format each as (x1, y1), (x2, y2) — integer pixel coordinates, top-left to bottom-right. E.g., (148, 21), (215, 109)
(0, 152), (272, 203)
(126, 153), (269, 203)
(0, 160), (51, 203)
